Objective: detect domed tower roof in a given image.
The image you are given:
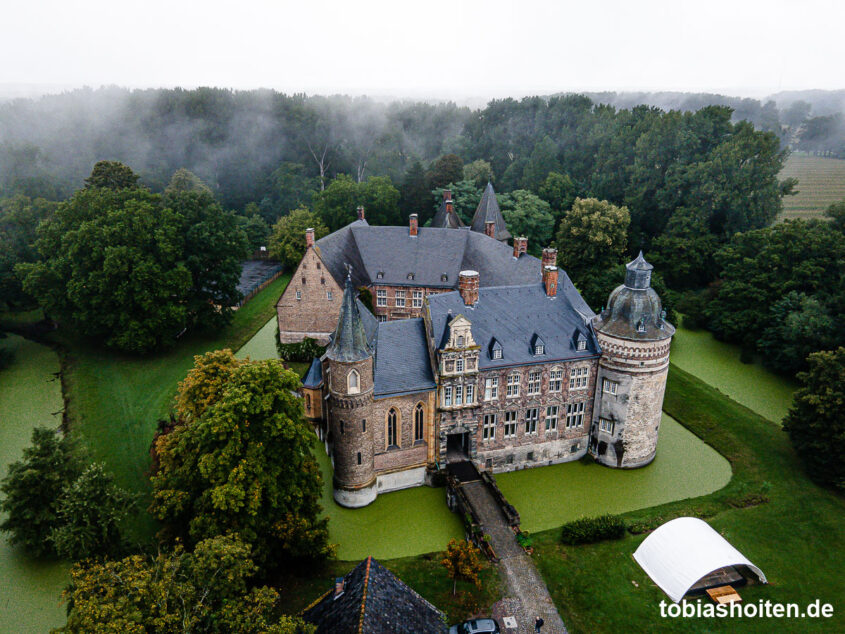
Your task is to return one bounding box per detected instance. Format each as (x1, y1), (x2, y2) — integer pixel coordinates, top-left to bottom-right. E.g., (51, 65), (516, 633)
(325, 273), (372, 363)
(595, 252), (674, 341)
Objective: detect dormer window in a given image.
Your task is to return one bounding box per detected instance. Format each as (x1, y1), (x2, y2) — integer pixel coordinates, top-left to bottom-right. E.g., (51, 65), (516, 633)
(457, 335), (465, 348)
(407, 273), (415, 280)
(377, 271), (384, 279)
(441, 274), (448, 282)
(489, 338), (503, 360)
(577, 340), (586, 351)
(531, 333), (546, 356)
(637, 318), (646, 333)
(492, 348), (502, 360)
(535, 344), (545, 355)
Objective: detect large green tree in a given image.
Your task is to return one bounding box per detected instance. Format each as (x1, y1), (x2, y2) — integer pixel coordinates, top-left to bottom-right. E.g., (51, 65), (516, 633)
(425, 154), (464, 191)
(431, 180), (482, 225)
(312, 174), (401, 231)
(399, 161), (431, 222)
(150, 350), (332, 569)
(58, 533), (313, 633)
(497, 190), (555, 254)
(268, 208), (329, 270)
(84, 160), (140, 190)
(782, 347), (845, 491)
(0, 195), (56, 309)
(462, 159), (494, 187)
(18, 163), (247, 353)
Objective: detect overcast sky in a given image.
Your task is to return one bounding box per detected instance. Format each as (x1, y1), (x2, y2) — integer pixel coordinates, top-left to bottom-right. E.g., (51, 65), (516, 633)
(2, 0), (842, 99)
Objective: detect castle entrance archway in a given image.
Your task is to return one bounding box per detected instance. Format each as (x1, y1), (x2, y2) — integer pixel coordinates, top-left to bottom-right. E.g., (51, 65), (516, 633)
(446, 431), (469, 463)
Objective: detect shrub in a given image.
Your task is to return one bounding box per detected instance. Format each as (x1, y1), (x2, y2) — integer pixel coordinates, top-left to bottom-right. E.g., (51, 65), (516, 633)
(275, 335), (326, 363)
(560, 514), (626, 545)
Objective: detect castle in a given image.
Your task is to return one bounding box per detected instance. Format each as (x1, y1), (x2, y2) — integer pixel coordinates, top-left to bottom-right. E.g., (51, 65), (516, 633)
(279, 184), (675, 507)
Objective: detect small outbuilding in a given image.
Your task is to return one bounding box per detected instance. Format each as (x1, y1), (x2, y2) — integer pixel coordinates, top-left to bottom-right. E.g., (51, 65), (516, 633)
(633, 517), (767, 603)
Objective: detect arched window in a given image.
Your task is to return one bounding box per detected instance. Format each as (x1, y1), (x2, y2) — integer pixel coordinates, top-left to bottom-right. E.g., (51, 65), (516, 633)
(387, 408), (398, 448)
(457, 335), (465, 347)
(348, 369), (360, 394)
(414, 403), (424, 442)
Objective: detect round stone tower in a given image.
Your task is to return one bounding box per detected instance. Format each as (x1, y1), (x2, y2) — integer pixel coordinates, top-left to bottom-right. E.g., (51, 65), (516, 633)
(325, 276), (377, 507)
(591, 252), (675, 468)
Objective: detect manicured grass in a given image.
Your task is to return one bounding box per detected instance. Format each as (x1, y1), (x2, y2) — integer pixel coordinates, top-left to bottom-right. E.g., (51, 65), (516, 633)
(672, 326), (797, 424)
(780, 154), (845, 220)
(311, 436), (464, 561)
(55, 274), (291, 539)
(235, 315), (280, 361)
(497, 414), (731, 533)
(0, 335), (69, 633)
(532, 365), (845, 633)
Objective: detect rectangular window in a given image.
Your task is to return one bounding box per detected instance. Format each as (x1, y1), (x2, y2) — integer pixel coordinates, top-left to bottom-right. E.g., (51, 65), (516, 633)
(443, 386), (452, 407)
(545, 405), (559, 431)
(599, 417), (615, 434)
(528, 371), (541, 395)
(376, 289), (387, 307)
(525, 408), (539, 435)
(570, 366), (588, 390)
(566, 402), (585, 428)
(603, 379), (618, 395)
(455, 385), (463, 406)
(456, 358), (464, 373)
(412, 290), (423, 308)
(534, 344), (544, 355)
(549, 368), (562, 392)
(326, 291), (333, 300)
(483, 414), (496, 441)
(492, 348), (503, 360)
(295, 290), (302, 300)
(466, 384), (474, 404)
(485, 377), (498, 401)
(395, 290), (406, 307)
(504, 411), (517, 438)
(377, 314), (387, 322)
(507, 373), (520, 398)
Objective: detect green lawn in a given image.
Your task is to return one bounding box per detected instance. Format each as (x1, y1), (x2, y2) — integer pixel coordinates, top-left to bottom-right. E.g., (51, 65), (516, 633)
(780, 154), (845, 220)
(55, 274), (290, 539)
(671, 326), (797, 424)
(0, 335), (69, 633)
(532, 365), (845, 633)
(497, 414), (731, 533)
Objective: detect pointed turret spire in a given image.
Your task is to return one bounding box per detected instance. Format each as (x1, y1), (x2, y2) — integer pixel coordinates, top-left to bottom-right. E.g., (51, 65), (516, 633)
(470, 182), (511, 241)
(326, 271), (372, 362)
(624, 251), (654, 290)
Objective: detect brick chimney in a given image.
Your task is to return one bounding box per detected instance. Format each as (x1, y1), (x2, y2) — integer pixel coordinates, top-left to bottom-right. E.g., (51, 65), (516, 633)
(485, 220), (496, 239)
(543, 265), (558, 297)
(542, 247), (557, 275)
(513, 236), (528, 259)
(409, 213), (419, 237)
(305, 227), (315, 248)
(443, 189), (452, 202)
(458, 270), (479, 306)
(446, 200), (455, 215)
(356, 206), (365, 221)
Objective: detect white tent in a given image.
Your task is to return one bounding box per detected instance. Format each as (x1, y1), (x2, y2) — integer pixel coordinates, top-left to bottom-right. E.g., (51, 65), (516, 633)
(633, 517), (767, 603)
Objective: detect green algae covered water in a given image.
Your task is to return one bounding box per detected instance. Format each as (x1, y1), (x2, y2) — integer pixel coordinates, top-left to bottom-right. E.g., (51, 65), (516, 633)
(0, 335), (69, 633)
(495, 414), (732, 533)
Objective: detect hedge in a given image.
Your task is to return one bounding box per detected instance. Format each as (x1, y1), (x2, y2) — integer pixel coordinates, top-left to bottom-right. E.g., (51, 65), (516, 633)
(560, 514), (626, 545)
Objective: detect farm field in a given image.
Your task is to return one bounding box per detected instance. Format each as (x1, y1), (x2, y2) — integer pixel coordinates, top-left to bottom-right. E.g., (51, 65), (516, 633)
(671, 326), (797, 423)
(497, 414), (731, 533)
(0, 336), (68, 634)
(532, 365), (845, 633)
(780, 154), (845, 219)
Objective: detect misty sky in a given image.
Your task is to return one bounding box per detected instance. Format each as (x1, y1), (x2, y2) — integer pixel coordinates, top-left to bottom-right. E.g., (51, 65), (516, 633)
(2, 0), (843, 98)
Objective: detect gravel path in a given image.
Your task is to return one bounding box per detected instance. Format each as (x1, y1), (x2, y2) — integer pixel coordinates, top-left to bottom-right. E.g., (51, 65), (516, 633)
(462, 481), (567, 633)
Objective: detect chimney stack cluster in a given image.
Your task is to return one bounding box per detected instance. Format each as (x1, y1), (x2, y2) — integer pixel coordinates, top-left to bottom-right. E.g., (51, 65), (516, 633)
(513, 236), (528, 259)
(305, 227), (315, 248)
(357, 206), (366, 221)
(409, 213), (418, 237)
(543, 266), (558, 297)
(458, 270), (479, 306)
(485, 220), (496, 239)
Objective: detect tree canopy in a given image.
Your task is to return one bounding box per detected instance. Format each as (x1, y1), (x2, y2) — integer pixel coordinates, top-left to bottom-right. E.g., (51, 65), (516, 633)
(312, 174), (401, 232)
(498, 190), (555, 254)
(268, 208), (329, 270)
(150, 350), (333, 570)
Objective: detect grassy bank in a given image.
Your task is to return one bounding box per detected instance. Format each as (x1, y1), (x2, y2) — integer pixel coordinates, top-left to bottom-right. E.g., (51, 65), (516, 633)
(780, 154), (845, 220)
(0, 335), (69, 633)
(55, 274), (290, 539)
(532, 365), (845, 633)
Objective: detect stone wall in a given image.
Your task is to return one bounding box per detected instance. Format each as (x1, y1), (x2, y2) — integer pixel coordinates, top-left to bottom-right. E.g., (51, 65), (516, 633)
(371, 390), (436, 473)
(277, 248), (343, 344)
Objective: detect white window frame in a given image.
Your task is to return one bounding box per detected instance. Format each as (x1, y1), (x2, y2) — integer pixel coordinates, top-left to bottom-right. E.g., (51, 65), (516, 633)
(528, 370), (541, 395)
(347, 369), (360, 394)
(545, 405), (559, 431)
(295, 290), (302, 300)
(577, 339), (587, 350)
(326, 290), (333, 300)
(412, 290), (423, 308)
(483, 414), (496, 441)
(492, 348), (503, 360)
(603, 379), (618, 395)
(507, 373), (521, 398)
(534, 344), (544, 355)
(485, 377), (498, 401)
(525, 407), (539, 435)
(395, 290), (406, 307)
(504, 411), (517, 438)
(376, 289), (387, 307)
(443, 386), (452, 407)
(566, 402), (585, 428)
(549, 368), (562, 392)
(455, 385), (463, 406)
(456, 358), (464, 373)
(599, 417), (615, 434)
(465, 384), (474, 404)
(570, 366), (588, 390)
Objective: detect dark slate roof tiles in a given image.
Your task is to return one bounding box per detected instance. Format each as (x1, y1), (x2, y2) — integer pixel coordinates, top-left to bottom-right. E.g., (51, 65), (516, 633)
(373, 318), (436, 397)
(470, 182), (511, 241)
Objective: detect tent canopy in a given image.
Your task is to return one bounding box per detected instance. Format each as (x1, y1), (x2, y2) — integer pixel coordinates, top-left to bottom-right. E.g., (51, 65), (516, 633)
(633, 517), (767, 603)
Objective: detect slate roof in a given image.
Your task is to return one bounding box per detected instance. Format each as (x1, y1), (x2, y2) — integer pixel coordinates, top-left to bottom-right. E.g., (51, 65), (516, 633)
(313, 223), (539, 290)
(373, 318), (436, 397)
(427, 277), (599, 370)
(325, 276), (372, 363)
(302, 357), (323, 388)
(302, 557), (447, 634)
(431, 199), (466, 228)
(470, 182), (511, 242)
